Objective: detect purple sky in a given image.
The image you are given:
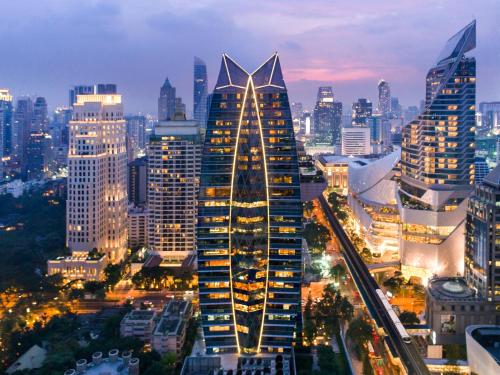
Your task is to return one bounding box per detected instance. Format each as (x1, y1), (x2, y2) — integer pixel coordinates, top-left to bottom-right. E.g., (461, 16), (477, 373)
(0, 0), (499, 115)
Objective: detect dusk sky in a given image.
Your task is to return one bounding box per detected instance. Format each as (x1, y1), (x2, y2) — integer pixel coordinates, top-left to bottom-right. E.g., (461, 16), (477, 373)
(1, 0), (499, 115)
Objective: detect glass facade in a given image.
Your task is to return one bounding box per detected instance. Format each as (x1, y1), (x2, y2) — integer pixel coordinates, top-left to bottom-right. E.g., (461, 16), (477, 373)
(198, 54), (302, 355)
(312, 86), (342, 145)
(465, 166), (500, 307)
(193, 56), (208, 128)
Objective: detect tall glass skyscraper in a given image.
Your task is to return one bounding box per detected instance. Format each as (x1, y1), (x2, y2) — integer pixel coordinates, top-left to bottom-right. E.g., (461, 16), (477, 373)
(312, 86), (342, 145)
(400, 21), (476, 280)
(158, 78), (176, 121)
(0, 89), (13, 180)
(377, 79), (391, 116)
(193, 56), (208, 127)
(198, 53), (302, 355)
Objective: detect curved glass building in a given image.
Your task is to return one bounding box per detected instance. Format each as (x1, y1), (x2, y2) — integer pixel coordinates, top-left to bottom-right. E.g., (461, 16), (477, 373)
(197, 54), (302, 355)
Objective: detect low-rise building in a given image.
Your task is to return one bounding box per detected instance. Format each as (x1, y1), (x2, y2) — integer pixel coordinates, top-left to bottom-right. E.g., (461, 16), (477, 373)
(466, 325), (500, 375)
(180, 354), (292, 375)
(152, 300), (193, 356)
(47, 251), (108, 281)
(128, 205), (148, 248)
(315, 155), (362, 192)
(425, 277), (497, 345)
(63, 349), (139, 375)
(120, 309), (157, 342)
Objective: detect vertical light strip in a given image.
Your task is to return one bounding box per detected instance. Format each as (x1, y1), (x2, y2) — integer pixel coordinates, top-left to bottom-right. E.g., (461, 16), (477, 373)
(269, 54), (277, 86)
(250, 78), (271, 354)
(228, 78), (251, 354)
(223, 54), (233, 86)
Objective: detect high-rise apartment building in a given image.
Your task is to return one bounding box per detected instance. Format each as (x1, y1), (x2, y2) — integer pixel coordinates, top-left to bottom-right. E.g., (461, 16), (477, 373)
(194, 56), (208, 127)
(377, 80), (391, 115)
(352, 98), (372, 126)
(128, 156), (148, 207)
(12, 97), (33, 167)
(125, 115), (146, 161)
(33, 97), (49, 132)
(313, 86), (342, 145)
(147, 116), (202, 264)
(53, 107), (72, 147)
(400, 21), (476, 280)
(23, 131), (52, 180)
(0, 89), (13, 180)
(158, 78), (176, 121)
(198, 54), (302, 355)
(479, 102), (500, 133)
(465, 165), (500, 313)
(66, 90), (128, 262)
(341, 126), (371, 155)
(368, 114), (392, 153)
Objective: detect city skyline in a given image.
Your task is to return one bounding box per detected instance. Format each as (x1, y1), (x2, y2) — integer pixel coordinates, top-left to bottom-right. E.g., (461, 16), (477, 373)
(0, 0), (498, 114)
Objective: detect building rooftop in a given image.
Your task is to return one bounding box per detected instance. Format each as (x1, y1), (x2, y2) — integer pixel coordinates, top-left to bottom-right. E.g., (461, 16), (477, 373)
(467, 325), (500, 365)
(64, 350), (139, 375)
(317, 154), (364, 166)
(155, 317), (183, 336)
(483, 164), (500, 187)
(428, 277), (478, 301)
(124, 309), (156, 321)
(163, 300), (189, 317)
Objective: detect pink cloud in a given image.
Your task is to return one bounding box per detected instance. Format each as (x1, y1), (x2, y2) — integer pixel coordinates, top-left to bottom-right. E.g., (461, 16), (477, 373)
(284, 67), (378, 82)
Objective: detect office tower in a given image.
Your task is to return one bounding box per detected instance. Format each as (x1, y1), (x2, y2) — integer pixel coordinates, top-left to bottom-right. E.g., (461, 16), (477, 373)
(96, 84), (117, 95)
(351, 98), (372, 126)
(400, 21), (476, 280)
(479, 102), (500, 133)
(313, 86), (342, 145)
(290, 102), (303, 121)
(12, 97), (33, 167)
(390, 97), (402, 118)
(341, 126), (371, 155)
(147, 116), (202, 264)
(194, 56), (209, 127)
(128, 156), (147, 207)
(0, 90), (13, 180)
(125, 115), (146, 161)
(175, 97), (186, 118)
(474, 157), (490, 184)
(33, 97), (48, 132)
(302, 111), (312, 135)
(23, 131), (52, 180)
(368, 114), (392, 153)
(158, 78), (176, 121)
(53, 107), (72, 147)
(404, 105), (419, 123)
(69, 85), (94, 107)
(198, 53), (302, 355)
(377, 80), (391, 115)
(465, 165), (500, 313)
(67, 90), (128, 263)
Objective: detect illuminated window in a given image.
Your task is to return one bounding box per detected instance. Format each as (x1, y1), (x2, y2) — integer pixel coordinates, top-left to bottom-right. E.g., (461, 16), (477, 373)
(209, 325), (230, 332)
(237, 324), (249, 333)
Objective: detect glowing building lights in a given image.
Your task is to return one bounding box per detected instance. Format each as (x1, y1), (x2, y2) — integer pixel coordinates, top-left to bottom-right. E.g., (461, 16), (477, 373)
(198, 53), (302, 355)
